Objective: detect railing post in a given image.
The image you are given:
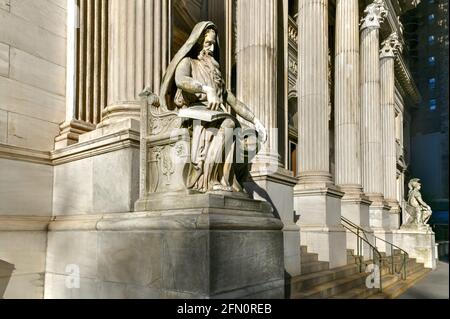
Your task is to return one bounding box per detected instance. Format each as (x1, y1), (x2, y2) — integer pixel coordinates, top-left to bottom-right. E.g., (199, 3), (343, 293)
(403, 254), (407, 280)
(391, 245), (394, 275)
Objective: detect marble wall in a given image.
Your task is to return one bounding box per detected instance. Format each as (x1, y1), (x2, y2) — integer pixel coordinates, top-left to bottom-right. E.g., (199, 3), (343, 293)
(0, 0), (66, 151)
(0, 0), (66, 299)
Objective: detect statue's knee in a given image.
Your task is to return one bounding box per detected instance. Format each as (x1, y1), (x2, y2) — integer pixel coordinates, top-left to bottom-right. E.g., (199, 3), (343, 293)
(222, 119), (235, 130)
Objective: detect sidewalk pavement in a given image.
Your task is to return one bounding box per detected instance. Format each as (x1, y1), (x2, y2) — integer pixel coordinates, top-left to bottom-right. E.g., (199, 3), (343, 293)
(398, 260), (449, 299)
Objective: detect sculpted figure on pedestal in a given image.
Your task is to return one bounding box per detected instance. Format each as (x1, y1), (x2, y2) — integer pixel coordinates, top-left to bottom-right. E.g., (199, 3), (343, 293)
(403, 178), (433, 228)
(155, 21), (266, 193)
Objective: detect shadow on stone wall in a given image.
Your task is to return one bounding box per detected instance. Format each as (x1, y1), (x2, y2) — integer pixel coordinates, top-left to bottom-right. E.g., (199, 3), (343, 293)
(0, 260), (15, 299)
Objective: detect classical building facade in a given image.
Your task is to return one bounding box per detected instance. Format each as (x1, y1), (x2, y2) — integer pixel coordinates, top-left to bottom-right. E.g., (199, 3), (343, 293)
(0, 0), (437, 299)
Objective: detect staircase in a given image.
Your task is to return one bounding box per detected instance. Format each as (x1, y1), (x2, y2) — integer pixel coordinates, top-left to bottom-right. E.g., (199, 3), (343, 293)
(288, 219), (432, 299)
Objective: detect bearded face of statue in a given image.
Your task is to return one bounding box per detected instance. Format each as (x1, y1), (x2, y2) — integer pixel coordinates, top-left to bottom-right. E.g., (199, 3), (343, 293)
(199, 29), (217, 58)
(196, 28), (224, 94)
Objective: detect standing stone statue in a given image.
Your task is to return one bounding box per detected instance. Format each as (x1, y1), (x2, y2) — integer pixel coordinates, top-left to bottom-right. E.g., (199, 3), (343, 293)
(158, 21), (267, 193)
(403, 178), (433, 228)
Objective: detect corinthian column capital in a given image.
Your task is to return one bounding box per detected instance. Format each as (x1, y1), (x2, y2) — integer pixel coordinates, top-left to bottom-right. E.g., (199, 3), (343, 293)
(360, 0), (388, 31)
(380, 32), (403, 59)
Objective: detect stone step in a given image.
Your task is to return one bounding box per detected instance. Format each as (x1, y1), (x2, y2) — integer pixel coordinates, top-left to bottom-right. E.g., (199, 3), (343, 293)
(369, 268), (431, 299)
(290, 264), (360, 293)
(300, 246), (308, 254)
(386, 259), (420, 275)
(347, 256), (357, 265)
(331, 273), (400, 299)
(300, 261), (330, 275)
(292, 272), (369, 299)
(406, 262), (425, 276)
(301, 252), (319, 264)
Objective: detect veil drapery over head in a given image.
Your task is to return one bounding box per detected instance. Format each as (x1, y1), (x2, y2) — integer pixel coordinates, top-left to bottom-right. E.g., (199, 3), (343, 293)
(159, 21), (220, 112)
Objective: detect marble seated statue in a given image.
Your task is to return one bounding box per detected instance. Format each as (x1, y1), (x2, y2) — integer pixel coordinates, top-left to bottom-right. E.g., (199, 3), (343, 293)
(137, 21), (267, 202)
(403, 178), (433, 228)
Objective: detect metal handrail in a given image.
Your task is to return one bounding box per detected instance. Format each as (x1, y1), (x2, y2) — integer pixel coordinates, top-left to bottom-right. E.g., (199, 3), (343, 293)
(341, 216), (409, 281)
(341, 217), (384, 291)
(371, 234), (409, 280)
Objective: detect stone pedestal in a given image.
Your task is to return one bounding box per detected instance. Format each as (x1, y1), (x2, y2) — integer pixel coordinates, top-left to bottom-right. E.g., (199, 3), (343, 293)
(341, 194), (374, 259)
(51, 119), (140, 216)
(394, 227), (437, 269)
(369, 196), (394, 255)
(294, 185), (347, 268)
(244, 168), (301, 277)
(45, 194), (285, 299)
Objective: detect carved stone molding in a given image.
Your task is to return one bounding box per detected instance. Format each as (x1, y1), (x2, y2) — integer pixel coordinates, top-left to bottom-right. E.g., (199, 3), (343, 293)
(360, 0), (388, 31)
(380, 32), (403, 59)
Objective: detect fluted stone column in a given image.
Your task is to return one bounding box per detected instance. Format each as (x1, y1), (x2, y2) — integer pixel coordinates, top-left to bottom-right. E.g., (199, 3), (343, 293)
(360, 1), (387, 205)
(236, 0), (301, 277)
(334, 0), (373, 258)
(360, 1), (392, 251)
(99, 0), (171, 129)
(236, 0), (279, 164)
(294, 0), (346, 269)
(380, 33), (402, 228)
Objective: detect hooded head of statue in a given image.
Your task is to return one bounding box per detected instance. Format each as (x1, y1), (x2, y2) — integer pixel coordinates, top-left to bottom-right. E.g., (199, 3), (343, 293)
(159, 21), (222, 111)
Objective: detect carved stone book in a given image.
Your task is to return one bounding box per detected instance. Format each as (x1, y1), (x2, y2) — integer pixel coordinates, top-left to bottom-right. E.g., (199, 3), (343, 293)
(178, 105), (235, 123)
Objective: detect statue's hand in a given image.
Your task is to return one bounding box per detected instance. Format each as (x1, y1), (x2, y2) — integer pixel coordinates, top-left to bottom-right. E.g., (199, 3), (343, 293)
(202, 85), (221, 111)
(254, 118), (267, 144)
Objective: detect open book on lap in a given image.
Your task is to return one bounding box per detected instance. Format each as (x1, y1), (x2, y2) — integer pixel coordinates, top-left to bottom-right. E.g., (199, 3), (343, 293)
(178, 105), (238, 124)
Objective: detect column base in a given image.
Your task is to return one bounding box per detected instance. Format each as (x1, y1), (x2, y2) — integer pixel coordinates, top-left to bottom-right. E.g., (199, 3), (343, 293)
(245, 167), (301, 277)
(294, 184), (347, 268)
(54, 119), (96, 150)
(79, 118), (140, 143)
(97, 103), (141, 129)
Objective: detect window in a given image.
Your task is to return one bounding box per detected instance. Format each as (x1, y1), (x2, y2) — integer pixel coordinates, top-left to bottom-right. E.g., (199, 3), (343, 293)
(429, 99), (437, 111)
(428, 35), (435, 44)
(428, 56), (436, 65)
(428, 14), (435, 23)
(429, 78), (436, 89)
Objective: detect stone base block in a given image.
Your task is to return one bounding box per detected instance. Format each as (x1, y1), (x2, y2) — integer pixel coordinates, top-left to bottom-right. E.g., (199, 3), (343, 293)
(369, 203), (391, 230)
(341, 198), (374, 259)
(372, 228), (395, 256)
(393, 227), (437, 269)
(244, 168), (301, 277)
(52, 121), (140, 216)
(45, 194), (285, 299)
(294, 185), (347, 268)
(387, 211), (401, 230)
(299, 226), (347, 269)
